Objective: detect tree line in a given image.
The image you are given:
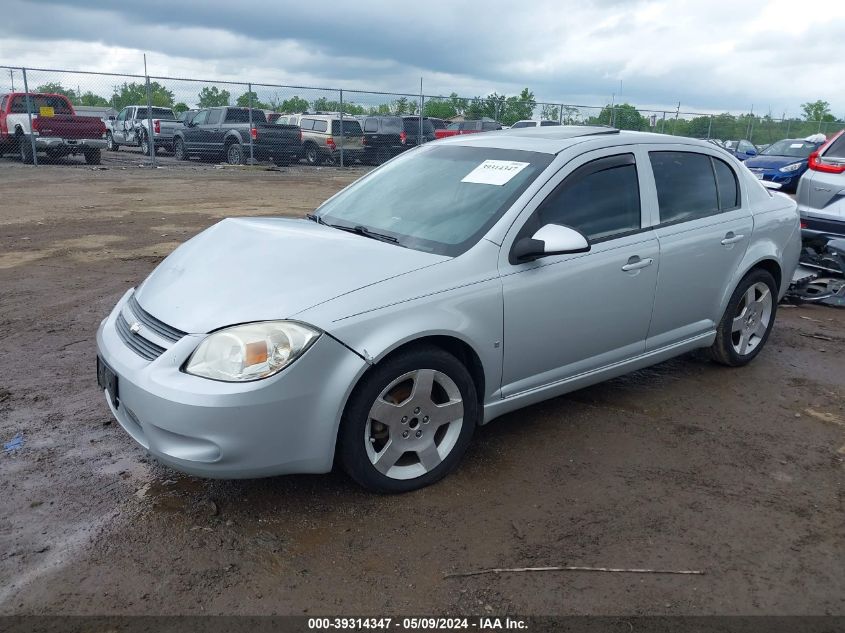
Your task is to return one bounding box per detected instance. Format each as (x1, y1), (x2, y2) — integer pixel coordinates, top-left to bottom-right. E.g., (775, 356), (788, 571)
(35, 81), (844, 141)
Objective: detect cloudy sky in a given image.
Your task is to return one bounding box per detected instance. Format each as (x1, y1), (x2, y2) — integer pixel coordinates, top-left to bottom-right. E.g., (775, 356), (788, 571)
(1, 0), (843, 117)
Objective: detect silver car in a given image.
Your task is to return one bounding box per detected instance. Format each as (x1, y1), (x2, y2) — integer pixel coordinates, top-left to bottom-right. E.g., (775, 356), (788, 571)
(96, 126), (801, 492)
(796, 130), (845, 236)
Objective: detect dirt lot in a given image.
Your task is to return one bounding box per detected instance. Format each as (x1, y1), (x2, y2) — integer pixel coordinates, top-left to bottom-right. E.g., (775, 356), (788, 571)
(0, 155), (843, 617)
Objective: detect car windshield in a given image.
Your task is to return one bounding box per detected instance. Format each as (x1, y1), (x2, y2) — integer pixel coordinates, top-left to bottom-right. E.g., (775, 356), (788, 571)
(445, 122), (461, 130)
(11, 95), (74, 114)
(315, 145), (554, 256)
(403, 118), (435, 134)
(761, 139), (818, 158)
(510, 121), (534, 128)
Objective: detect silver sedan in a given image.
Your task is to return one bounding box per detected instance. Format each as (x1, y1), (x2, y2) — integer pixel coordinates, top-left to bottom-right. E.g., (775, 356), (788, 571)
(96, 126), (801, 492)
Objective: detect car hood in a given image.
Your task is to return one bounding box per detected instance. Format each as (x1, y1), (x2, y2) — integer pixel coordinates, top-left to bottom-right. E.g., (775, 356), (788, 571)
(134, 217), (448, 333)
(744, 155), (806, 170)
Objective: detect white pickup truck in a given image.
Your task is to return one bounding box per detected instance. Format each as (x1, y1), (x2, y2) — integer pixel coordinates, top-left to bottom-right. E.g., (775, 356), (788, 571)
(105, 105), (182, 154)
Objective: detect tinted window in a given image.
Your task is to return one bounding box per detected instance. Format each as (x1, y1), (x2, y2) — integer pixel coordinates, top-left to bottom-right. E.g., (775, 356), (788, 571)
(403, 118), (435, 134)
(331, 119), (362, 135)
(380, 117), (401, 133)
(316, 145), (554, 257)
(446, 122), (460, 130)
(540, 120), (560, 126)
(649, 151), (719, 223)
(191, 110), (209, 125)
(312, 119), (328, 133)
(137, 107), (175, 120)
(533, 154), (641, 241)
(364, 118), (378, 132)
(510, 121), (534, 128)
(713, 158), (739, 210)
(206, 109), (222, 125)
(822, 134), (845, 159)
(482, 121), (500, 131)
(11, 95), (73, 114)
(299, 118), (314, 130)
(225, 108), (266, 123)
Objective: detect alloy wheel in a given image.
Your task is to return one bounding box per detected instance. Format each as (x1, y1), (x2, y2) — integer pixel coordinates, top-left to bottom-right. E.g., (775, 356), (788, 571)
(364, 369), (464, 480)
(731, 281), (772, 356)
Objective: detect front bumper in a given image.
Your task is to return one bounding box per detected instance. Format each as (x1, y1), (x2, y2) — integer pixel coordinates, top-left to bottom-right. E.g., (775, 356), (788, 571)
(34, 137), (107, 151)
(746, 167), (800, 189)
(96, 291), (368, 478)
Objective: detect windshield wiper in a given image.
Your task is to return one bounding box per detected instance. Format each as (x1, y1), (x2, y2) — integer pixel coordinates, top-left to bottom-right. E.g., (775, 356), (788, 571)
(306, 213), (326, 225)
(310, 215), (401, 246)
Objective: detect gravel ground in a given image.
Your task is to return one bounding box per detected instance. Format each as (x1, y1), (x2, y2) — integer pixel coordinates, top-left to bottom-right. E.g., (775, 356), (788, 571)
(0, 156), (843, 617)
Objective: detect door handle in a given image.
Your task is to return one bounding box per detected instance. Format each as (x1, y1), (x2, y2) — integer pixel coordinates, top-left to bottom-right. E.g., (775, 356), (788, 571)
(621, 256), (654, 272)
(721, 232), (745, 245)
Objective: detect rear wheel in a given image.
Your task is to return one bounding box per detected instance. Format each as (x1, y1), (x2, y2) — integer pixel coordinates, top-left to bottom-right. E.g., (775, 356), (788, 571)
(304, 142), (322, 165)
(710, 269), (777, 367)
(339, 347), (478, 493)
(375, 147), (390, 165)
(83, 149), (101, 165)
(226, 142), (244, 165)
(139, 133), (150, 156)
(19, 136), (34, 164)
(274, 153), (292, 167)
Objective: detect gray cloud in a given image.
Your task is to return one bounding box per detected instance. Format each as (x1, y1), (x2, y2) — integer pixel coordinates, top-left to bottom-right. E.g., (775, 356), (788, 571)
(2, 0), (843, 115)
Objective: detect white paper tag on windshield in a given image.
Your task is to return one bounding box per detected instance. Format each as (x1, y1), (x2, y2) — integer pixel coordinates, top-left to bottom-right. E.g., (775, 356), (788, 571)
(789, 143), (804, 148)
(462, 160), (530, 185)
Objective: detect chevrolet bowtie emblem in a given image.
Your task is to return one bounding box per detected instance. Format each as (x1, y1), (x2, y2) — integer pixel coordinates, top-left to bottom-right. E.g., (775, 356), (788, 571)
(129, 322), (141, 334)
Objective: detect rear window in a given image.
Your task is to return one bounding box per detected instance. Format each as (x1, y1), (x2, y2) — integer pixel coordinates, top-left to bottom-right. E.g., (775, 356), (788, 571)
(380, 117), (402, 133)
(510, 121), (534, 128)
(403, 118), (435, 134)
(540, 120), (560, 126)
(649, 151), (721, 223)
(140, 107), (175, 120)
(460, 121), (481, 131)
(225, 108), (267, 123)
(824, 133), (845, 159)
(11, 95), (73, 114)
(331, 119), (362, 135)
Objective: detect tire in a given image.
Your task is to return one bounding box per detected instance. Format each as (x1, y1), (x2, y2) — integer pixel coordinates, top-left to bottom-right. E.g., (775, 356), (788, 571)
(140, 133), (150, 156)
(274, 153), (292, 167)
(226, 142), (244, 165)
(710, 268), (778, 367)
(83, 149), (101, 165)
(339, 346), (478, 493)
(106, 133), (119, 151)
(304, 142), (323, 165)
(174, 137), (188, 161)
(19, 136), (34, 164)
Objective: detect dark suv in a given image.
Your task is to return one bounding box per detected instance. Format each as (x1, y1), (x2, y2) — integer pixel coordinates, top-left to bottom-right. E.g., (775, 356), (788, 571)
(360, 115), (436, 165)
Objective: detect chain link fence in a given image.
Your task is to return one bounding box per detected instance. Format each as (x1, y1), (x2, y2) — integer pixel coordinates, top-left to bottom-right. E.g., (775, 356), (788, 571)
(2, 64), (843, 167)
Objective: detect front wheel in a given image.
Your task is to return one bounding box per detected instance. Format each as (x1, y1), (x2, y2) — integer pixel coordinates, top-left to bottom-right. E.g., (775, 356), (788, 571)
(226, 142), (244, 165)
(174, 138), (188, 161)
(339, 347), (478, 493)
(106, 133), (119, 151)
(83, 149), (101, 165)
(710, 269), (777, 367)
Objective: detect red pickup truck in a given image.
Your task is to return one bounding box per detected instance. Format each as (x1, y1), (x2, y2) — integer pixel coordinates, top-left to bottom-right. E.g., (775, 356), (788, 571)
(0, 92), (107, 164)
(434, 118), (503, 139)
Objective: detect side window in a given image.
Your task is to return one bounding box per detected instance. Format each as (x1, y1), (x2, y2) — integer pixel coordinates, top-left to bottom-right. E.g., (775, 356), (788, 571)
(540, 120), (559, 126)
(824, 133), (845, 159)
(0, 96), (7, 111)
(116, 108), (128, 122)
(713, 158), (740, 211)
(738, 140), (754, 153)
(191, 110), (209, 126)
(300, 118), (314, 131)
(206, 109), (222, 125)
(649, 151), (719, 224)
(364, 118), (378, 132)
(312, 120), (328, 133)
(531, 153), (641, 242)
(482, 121), (499, 131)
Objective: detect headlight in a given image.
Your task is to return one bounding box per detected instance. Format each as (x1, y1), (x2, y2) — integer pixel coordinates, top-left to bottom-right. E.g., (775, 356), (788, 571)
(779, 162), (802, 173)
(185, 321), (320, 382)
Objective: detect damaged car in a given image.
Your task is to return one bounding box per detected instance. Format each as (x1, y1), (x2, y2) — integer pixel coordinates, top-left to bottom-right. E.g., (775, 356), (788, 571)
(96, 126), (801, 492)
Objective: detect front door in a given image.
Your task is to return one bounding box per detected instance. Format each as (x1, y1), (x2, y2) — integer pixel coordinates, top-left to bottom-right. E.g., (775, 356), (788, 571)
(500, 149), (660, 396)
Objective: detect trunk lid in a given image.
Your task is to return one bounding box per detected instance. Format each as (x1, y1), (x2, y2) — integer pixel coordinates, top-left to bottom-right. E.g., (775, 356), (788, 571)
(33, 114), (105, 140)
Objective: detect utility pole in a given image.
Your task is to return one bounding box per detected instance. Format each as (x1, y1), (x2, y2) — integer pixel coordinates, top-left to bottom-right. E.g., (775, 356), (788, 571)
(8, 69), (14, 91)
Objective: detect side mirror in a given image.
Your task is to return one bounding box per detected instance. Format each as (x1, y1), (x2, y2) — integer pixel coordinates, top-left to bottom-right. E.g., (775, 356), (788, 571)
(512, 224), (590, 262)
(107, 115), (116, 121)
(746, 149), (757, 156)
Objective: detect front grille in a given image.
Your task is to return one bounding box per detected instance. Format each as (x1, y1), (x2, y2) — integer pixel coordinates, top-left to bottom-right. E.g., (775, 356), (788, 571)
(128, 294), (186, 343)
(116, 313), (166, 361)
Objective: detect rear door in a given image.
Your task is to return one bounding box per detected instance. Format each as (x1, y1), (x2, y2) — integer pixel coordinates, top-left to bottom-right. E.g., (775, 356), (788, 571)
(644, 147), (753, 349)
(204, 108), (225, 154)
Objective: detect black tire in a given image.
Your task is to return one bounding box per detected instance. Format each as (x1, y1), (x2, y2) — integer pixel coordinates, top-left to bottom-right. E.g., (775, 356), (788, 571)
(19, 135), (34, 164)
(710, 268), (778, 367)
(174, 137), (188, 161)
(140, 133), (150, 156)
(106, 133), (119, 151)
(304, 142), (323, 165)
(226, 142), (244, 165)
(339, 346), (478, 493)
(274, 153), (292, 167)
(83, 149), (101, 165)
